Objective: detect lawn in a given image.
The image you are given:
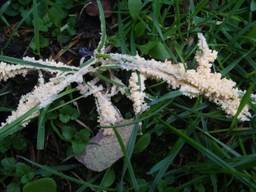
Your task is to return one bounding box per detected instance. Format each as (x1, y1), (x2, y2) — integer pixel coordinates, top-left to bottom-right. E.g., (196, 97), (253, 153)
(0, 0), (256, 191)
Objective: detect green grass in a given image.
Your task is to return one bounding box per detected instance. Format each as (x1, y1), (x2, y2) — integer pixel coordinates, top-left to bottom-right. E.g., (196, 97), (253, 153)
(0, 0), (256, 191)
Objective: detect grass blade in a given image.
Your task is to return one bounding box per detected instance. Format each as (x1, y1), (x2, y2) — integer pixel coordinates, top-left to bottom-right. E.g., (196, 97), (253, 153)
(158, 118), (256, 189)
(113, 127), (139, 191)
(0, 1), (10, 17)
(0, 106), (39, 140)
(95, 0), (107, 53)
(0, 55), (78, 72)
(119, 121), (140, 191)
(18, 156), (113, 191)
(230, 83), (254, 130)
(149, 117), (200, 192)
(37, 106), (49, 150)
(32, 0), (40, 55)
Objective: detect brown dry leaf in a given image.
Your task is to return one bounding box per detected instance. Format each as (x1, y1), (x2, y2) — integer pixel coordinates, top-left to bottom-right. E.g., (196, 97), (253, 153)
(76, 120), (133, 172)
(85, 0), (112, 18)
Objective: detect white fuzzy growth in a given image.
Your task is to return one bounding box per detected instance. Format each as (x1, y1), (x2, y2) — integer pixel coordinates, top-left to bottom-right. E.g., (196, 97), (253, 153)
(182, 34), (250, 120)
(37, 70), (45, 86)
(0, 62), (29, 82)
(92, 85), (123, 136)
(0, 33), (253, 134)
(180, 70), (246, 119)
(129, 72), (148, 114)
(1, 79), (65, 128)
(77, 82), (117, 136)
(195, 33), (218, 73)
(109, 53), (186, 89)
(0, 66), (91, 129)
(95, 91), (122, 125)
(77, 80), (104, 97)
(179, 84), (200, 98)
(183, 70), (237, 100)
(108, 34), (252, 121)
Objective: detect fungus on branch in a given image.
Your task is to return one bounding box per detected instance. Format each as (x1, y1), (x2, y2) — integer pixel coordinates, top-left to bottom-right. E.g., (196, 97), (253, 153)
(0, 33), (254, 172)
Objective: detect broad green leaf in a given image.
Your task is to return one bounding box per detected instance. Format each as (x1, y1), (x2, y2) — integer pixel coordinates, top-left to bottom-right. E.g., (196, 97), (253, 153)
(139, 41), (157, 55)
(15, 162), (32, 177)
(128, 0), (143, 19)
(149, 42), (171, 60)
(75, 129), (90, 142)
(59, 113), (71, 123)
(1, 157), (16, 174)
(36, 18), (48, 32)
(99, 168), (115, 188)
(21, 172), (35, 184)
(59, 105), (80, 123)
(134, 22), (146, 37)
(23, 178), (57, 192)
(139, 41), (172, 60)
(72, 140), (86, 155)
(30, 35), (49, 50)
(134, 133), (151, 153)
(61, 125), (75, 141)
(48, 6), (66, 26)
(7, 182), (20, 192)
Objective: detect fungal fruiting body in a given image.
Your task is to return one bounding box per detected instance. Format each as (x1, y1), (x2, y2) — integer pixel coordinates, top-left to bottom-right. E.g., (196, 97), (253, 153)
(0, 60), (91, 129)
(107, 34), (251, 121)
(129, 72), (148, 114)
(0, 33), (254, 172)
(0, 33), (252, 132)
(0, 62), (30, 82)
(94, 88), (123, 136)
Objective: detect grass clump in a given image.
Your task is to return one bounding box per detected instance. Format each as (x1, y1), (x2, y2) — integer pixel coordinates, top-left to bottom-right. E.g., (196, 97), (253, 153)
(0, 0), (256, 192)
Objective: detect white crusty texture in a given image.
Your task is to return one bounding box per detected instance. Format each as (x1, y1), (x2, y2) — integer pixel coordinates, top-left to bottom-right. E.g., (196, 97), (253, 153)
(0, 33), (253, 135)
(1, 77), (69, 128)
(109, 53), (186, 89)
(0, 62), (29, 82)
(37, 70), (45, 86)
(108, 33), (251, 121)
(129, 72), (148, 114)
(78, 81), (123, 136)
(195, 33), (218, 73)
(77, 80), (103, 97)
(95, 90), (123, 136)
(90, 84), (123, 136)
(0, 66), (91, 129)
(182, 33), (250, 120)
(0, 80), (58, 128)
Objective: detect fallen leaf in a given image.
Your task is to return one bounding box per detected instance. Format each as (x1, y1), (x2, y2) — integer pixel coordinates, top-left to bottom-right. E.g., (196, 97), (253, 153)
(76, 120), (133, 172)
